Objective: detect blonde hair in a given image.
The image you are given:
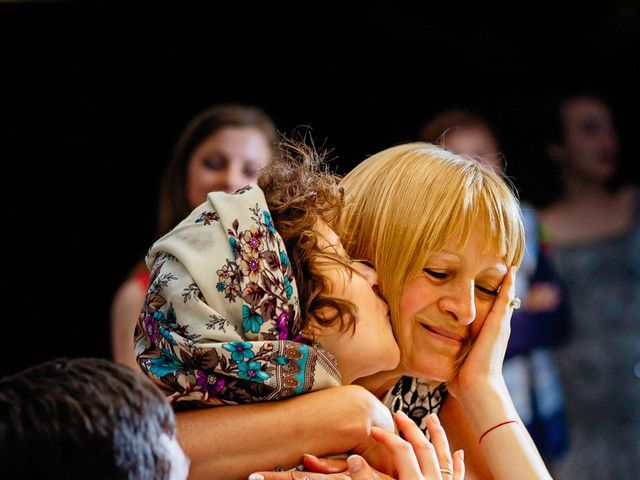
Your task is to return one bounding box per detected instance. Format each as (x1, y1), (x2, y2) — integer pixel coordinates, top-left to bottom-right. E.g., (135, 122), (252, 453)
(337, 142), (525, 325)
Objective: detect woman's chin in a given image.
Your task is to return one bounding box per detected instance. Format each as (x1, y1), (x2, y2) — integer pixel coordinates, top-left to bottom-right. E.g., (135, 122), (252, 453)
(409, 355), (456, 384)
(387, 346), (402, 371)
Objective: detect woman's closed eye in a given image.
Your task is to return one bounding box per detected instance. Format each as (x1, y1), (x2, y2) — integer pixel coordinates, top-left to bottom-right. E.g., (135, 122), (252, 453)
(424, 268), (500, 297)
(423, 268), (448, 280)
(476, 285), (500, 297)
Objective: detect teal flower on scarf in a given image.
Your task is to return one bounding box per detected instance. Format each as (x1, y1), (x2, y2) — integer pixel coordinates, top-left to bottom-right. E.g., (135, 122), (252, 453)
(284, 276), (293, 299)
(166, 306), (177, 325)
(222, 341), (256, 363)
(149, 349), (184, 377)
(263, 211), (276, 233)
(159, 326), (178, 346)
(152, 310), (166, 325)
(229, 237), (237, 259)
(279, 251), (289, 268)
(242, 305), (263, 333)
(216, 281), (225, 292)
(238, 360), (270, 383)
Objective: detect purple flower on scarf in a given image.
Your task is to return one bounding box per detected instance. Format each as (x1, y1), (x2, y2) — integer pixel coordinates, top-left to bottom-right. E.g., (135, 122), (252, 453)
(213, 377), (225, 393)
(195, 370), (209, 390)
(196, 370), (226, 394)
(277, 311), (289, 340)
(143, 314), (158, 343)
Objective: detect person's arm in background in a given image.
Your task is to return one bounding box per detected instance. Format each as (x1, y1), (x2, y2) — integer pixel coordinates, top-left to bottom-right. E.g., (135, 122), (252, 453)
(111, 277), (146, 370)
(178, 385), (396, 480)
(506, 247), (570, 358)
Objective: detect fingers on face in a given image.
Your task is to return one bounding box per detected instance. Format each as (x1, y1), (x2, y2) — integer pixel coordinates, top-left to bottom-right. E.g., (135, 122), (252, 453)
(501, 266), (517, 307)
(487, 266), (517, 334)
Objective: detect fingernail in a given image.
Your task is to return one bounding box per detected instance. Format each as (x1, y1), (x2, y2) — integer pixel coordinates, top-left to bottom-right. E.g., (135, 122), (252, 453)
(347, 455), (364, 473)
(303, 453), (318, 460)
(429, 413), (440, 425)
(457, 449), (464, 461)
(248, 475), (264, 480)
(395, 409), (409, 419)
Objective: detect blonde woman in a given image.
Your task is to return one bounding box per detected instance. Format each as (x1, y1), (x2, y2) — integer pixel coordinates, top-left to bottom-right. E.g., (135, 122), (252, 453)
(334, 143), (550, 479)
(174, 143), (551, 480)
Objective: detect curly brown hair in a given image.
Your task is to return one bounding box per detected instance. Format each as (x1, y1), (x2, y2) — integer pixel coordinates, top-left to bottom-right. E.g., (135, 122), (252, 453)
(258, 138), (358, 336)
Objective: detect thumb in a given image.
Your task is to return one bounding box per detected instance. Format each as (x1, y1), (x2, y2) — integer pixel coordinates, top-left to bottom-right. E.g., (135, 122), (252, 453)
(303, 454), (348, 473)
(347, 455), (376, 480)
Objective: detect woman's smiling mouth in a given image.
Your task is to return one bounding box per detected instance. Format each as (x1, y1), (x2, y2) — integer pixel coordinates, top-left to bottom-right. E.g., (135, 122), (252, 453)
(418, 322), (465, 347)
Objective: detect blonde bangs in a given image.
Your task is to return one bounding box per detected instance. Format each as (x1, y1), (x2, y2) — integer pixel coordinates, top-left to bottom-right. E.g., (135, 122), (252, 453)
(470, 171), (525, 268)
(339, 142), (525, 324)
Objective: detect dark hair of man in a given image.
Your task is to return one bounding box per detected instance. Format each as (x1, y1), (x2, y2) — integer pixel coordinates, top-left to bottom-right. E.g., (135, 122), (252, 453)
(0, 357), (175, 480)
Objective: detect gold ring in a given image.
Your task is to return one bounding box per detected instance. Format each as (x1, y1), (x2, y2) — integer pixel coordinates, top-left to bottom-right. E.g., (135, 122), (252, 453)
(440, 467), (452, 476)
(509, 297), (521, 309)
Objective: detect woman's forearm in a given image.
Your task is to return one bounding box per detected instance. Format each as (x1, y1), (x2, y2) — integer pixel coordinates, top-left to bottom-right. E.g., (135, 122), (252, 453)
(177, 385), (375, 480)
(453, 381), (552, 480)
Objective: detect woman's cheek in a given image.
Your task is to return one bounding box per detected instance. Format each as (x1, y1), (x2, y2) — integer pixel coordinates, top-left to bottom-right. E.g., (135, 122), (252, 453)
(470, 305), (491, 339)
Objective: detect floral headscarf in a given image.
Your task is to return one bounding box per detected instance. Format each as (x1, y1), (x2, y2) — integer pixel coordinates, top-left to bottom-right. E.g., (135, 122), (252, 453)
(134, 185), (341, 406)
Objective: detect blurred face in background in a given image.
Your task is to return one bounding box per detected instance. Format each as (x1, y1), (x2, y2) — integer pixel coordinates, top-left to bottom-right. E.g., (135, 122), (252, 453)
(444, 125), (503, 173)
(556, 96), (619, 183)
(186, 126), (272, 207)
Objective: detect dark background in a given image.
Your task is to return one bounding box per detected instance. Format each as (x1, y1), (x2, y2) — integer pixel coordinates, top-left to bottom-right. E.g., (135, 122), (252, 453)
(1, 1), (639, 377)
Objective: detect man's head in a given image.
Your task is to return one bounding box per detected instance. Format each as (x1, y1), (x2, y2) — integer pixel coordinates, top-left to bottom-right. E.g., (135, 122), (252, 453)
(0, 357), (189, 480)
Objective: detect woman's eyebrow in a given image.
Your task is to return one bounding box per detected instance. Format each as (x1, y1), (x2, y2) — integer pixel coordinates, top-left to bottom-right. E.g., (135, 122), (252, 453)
(428, 251), (462, 262)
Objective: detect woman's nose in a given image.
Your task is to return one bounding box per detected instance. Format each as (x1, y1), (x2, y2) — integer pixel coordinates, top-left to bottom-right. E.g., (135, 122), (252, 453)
(440, 282), (476, 325)
(224, 163), (250, 193)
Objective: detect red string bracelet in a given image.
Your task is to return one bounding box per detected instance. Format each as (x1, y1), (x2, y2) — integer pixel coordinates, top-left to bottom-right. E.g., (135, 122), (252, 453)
(478, 420), (519, 444)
